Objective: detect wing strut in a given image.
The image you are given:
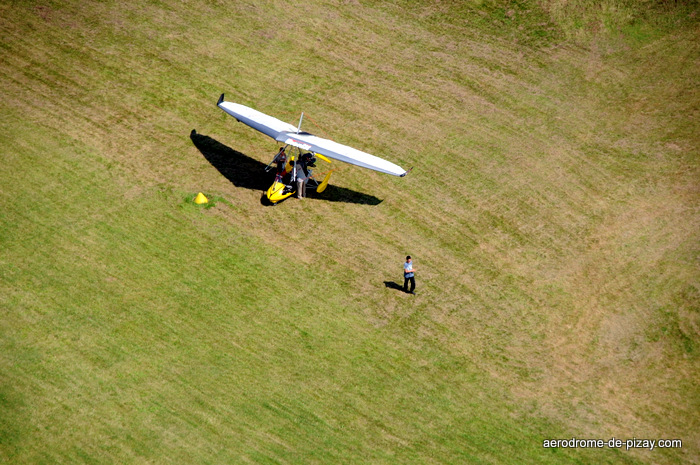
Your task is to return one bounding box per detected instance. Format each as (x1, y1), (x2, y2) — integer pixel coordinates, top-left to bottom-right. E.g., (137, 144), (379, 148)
(296, 112), (304, 134)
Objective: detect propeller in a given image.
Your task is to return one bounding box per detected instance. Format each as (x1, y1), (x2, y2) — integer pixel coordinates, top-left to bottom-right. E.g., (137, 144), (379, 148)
(316, 169), (336, 193)
(313, 152), (332, 164)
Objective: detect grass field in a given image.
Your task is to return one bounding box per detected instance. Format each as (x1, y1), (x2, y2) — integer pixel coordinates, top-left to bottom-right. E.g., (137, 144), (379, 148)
(1, 0), (698, 463)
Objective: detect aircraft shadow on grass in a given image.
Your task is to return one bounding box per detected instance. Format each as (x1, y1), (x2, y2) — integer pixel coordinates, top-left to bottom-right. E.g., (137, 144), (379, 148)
(190, 130), (382, 206)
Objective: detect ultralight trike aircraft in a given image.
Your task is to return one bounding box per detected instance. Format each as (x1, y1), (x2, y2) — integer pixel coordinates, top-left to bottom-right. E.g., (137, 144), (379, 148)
(217, 94), (409, 204)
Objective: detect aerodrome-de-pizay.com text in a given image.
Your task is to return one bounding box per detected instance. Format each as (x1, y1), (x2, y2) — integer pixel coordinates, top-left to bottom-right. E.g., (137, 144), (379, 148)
(543, 437), (682, 451)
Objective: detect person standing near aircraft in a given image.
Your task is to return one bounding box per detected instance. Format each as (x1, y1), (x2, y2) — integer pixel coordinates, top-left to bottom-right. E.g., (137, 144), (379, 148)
(295, 153), (314, 199)
(403, 256), (416, 294)
(275, 147), (287, 175)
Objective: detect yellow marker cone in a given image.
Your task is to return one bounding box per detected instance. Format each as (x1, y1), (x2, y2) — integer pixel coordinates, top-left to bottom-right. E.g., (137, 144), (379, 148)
(194, 192), (208, 204)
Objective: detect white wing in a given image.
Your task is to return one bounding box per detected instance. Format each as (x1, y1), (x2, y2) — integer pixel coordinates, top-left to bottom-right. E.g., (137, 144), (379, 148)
(218, 95), (408, 177)
(278, 134), (407, 177)
(217, 94), (297, 139)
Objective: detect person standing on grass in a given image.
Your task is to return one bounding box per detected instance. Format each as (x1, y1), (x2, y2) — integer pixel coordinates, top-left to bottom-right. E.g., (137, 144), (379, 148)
(403, 255), (416, 294)
(295, 153), (312, 199)
(275, 147), (287, 176)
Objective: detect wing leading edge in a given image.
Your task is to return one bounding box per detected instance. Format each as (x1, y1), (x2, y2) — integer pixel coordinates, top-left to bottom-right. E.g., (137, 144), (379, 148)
(217, 94), (408, 177)
(217, 94), (297, 139)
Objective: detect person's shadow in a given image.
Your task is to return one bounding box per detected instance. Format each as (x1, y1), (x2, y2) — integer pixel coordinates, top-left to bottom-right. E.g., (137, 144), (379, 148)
(383, 281), (405, 292)
(190, 130), (382, 205)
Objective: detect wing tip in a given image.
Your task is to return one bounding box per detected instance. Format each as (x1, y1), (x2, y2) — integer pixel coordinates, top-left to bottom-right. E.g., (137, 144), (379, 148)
(400, 167), (413, 177)
(217, 93), (225, 106)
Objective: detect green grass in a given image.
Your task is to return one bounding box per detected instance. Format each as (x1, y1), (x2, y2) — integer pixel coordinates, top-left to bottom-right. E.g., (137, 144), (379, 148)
(0, 114), (602, 464)
(1, 0), (698, 464)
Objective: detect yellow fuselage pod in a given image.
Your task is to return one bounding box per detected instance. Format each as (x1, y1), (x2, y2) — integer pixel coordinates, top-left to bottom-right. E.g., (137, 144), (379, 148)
(267, 180), (294, 204)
